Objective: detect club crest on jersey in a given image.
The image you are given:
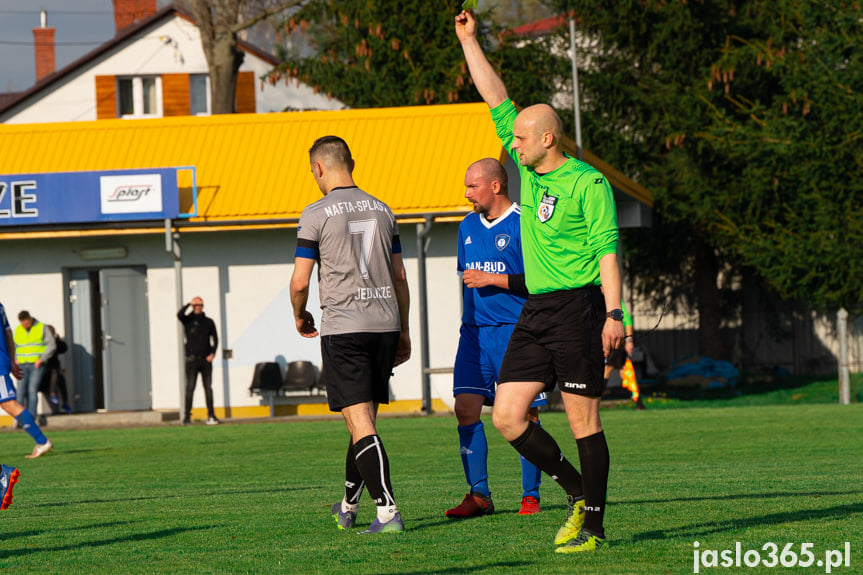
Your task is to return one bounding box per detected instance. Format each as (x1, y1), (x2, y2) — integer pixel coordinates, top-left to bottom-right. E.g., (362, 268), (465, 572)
(495, 234), (511, 251)
(537, 193), (558, 223)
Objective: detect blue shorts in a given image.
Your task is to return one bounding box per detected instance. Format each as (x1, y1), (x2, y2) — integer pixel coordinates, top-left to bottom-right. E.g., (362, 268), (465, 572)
(0, 373), (18, 403)
(453, 323), (547, 408)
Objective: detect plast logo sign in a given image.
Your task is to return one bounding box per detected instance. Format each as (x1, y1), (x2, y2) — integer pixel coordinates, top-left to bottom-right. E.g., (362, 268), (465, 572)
(100, 174), (162, 214)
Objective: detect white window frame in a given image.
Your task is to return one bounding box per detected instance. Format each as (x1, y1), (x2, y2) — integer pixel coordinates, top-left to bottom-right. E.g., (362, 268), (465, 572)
(189, 74), (211, 116)
(117, 76), (162, 119)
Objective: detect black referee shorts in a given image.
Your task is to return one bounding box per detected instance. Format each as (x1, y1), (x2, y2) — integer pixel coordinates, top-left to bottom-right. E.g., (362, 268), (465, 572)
(499, 286), (606, 397)
(321, 331), (400, 412)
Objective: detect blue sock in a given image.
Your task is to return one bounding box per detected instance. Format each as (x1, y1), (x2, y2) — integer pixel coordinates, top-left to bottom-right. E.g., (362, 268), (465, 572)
(457, 421), (490, 497)
(16, 410), (48, 445)
(521, 419), (543, 499)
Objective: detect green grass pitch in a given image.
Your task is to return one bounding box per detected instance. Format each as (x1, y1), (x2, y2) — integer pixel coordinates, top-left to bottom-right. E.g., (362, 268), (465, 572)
(2, 403), (861, 574)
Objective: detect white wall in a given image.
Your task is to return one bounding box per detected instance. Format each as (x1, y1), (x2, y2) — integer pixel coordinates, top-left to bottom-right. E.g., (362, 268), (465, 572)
(4, 15), (342, 124)
(0, 224), (464, 414)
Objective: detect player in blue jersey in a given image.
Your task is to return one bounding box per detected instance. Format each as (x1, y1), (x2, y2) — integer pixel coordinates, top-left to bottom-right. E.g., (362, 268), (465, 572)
(445, 158), (547, 519)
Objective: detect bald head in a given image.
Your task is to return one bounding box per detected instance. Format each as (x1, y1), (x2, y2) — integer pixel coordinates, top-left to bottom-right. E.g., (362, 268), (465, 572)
(464, 158), (512, 219)
(511, 104), (567, 171)
(518, 104), (564, 146)
(190, 297), (204, 314)
(468, 158), (509, 197)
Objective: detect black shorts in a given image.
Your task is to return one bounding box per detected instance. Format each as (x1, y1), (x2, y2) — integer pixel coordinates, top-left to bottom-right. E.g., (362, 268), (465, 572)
(499, 286), (606, 397)
(321, 331), (400, 412)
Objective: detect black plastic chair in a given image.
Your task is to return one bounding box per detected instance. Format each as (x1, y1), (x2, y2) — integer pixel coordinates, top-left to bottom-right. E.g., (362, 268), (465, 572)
(249, 362), (282, 395)
(282, 361), (318, 393)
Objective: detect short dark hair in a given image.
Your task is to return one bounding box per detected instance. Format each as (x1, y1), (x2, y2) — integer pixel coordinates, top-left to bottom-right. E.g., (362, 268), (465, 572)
(18, 310), (31, 321)
(309, 136), (353, 169)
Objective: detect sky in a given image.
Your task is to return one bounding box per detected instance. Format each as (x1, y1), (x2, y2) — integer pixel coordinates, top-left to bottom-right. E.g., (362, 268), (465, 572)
(0, 1), (166, 93)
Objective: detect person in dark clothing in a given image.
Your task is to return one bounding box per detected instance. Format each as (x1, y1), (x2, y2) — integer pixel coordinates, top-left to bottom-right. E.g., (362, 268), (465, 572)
(39, 325), (71, 414)
(177, 297), (219, 425)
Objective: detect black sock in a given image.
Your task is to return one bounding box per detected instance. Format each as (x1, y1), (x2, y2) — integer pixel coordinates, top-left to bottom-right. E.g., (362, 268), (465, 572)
(577, 431), (610, 537)
(353, 434), (395, 508)
(509, 420), (583, 498)
(344, 439), (364, 505)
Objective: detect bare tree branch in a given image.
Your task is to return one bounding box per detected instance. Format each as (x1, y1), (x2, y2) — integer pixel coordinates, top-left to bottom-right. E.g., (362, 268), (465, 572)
(176, 0), (306, 114)
(230, 0), (306, 35)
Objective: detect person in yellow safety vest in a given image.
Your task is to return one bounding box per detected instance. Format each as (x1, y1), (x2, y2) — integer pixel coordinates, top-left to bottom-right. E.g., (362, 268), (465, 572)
(1, 303), (53, 459)
(13, 310), (56, 419)
(604, 302), (646, 410)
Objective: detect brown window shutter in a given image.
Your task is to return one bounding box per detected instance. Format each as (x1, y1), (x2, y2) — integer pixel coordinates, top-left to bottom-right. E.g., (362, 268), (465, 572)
(162, 73), (190, 116)
(95, 75), (117, 119)
(234, 71), (256, 114)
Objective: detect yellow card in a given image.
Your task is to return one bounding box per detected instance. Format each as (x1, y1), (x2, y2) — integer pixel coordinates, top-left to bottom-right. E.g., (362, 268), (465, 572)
(462, 0), (478, 11)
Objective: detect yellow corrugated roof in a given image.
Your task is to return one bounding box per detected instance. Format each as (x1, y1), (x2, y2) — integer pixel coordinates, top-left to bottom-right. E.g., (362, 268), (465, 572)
(0, 103), (651, 227)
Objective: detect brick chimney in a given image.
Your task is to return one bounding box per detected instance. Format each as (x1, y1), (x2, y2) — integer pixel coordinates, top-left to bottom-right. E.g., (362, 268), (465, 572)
(33, 10), (56, 82)
(112, 0), (158, 34)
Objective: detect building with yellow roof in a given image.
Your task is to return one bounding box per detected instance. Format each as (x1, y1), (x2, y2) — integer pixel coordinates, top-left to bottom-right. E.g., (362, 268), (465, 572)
(0, 104), (651, 421)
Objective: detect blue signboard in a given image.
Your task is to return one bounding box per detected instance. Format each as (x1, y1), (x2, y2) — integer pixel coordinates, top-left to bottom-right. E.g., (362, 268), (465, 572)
(0, 167), (193, 227)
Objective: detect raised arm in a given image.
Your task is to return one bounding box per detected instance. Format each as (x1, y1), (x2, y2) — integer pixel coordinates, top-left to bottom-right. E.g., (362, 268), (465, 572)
(177, 303), (190, 321)
(455, 10), (508, 109)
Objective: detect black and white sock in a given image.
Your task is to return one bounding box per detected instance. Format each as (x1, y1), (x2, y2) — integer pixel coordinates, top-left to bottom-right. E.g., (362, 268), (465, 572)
(342, 439), (364, 511)
(509, 420), (583, 498)
(354, 434), (397, 522)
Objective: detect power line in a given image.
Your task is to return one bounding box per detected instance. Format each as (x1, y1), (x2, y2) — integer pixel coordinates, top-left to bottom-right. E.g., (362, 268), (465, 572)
(0, 40), (105, 46)
(0, 10), (114, 15)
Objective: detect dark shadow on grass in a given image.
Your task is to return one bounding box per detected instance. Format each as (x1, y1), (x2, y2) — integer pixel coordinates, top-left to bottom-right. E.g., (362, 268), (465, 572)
(404, 516), (460, 529)
(0, 521), (136, 542)
(0, 525), (216, 559)
(615, 489), (863, 506)
(392, 561), (534, 574)
(34, 484), (316, 508)
(632, 502), (863, 542)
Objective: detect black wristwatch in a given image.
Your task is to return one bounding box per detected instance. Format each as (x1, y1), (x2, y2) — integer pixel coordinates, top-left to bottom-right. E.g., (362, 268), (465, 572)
(606, 309), (624, 321)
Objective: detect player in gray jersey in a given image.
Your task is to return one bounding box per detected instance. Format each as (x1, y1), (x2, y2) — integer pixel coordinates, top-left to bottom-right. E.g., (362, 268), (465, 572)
(291, 135), (411, 534)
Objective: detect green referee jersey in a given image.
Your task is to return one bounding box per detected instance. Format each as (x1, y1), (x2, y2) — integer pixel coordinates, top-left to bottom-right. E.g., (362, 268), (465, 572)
(491, 99), (619, 294)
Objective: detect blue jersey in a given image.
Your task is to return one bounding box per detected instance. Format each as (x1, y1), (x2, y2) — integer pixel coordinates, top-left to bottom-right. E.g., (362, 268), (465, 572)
(0, 303), (11, 375)
(457, 203), (526, 327)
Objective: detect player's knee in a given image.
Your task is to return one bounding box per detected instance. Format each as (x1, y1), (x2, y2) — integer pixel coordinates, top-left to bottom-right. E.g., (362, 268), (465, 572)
(453, 394), (483, 424)
(454, 407), (480, 426)
(567, 414), (602, 439)
(492, 407), (520, 440)
(0, 400), (20, 416)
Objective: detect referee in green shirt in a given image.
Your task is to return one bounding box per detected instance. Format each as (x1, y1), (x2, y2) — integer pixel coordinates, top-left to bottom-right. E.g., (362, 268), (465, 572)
(455, 9), (625, 554)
